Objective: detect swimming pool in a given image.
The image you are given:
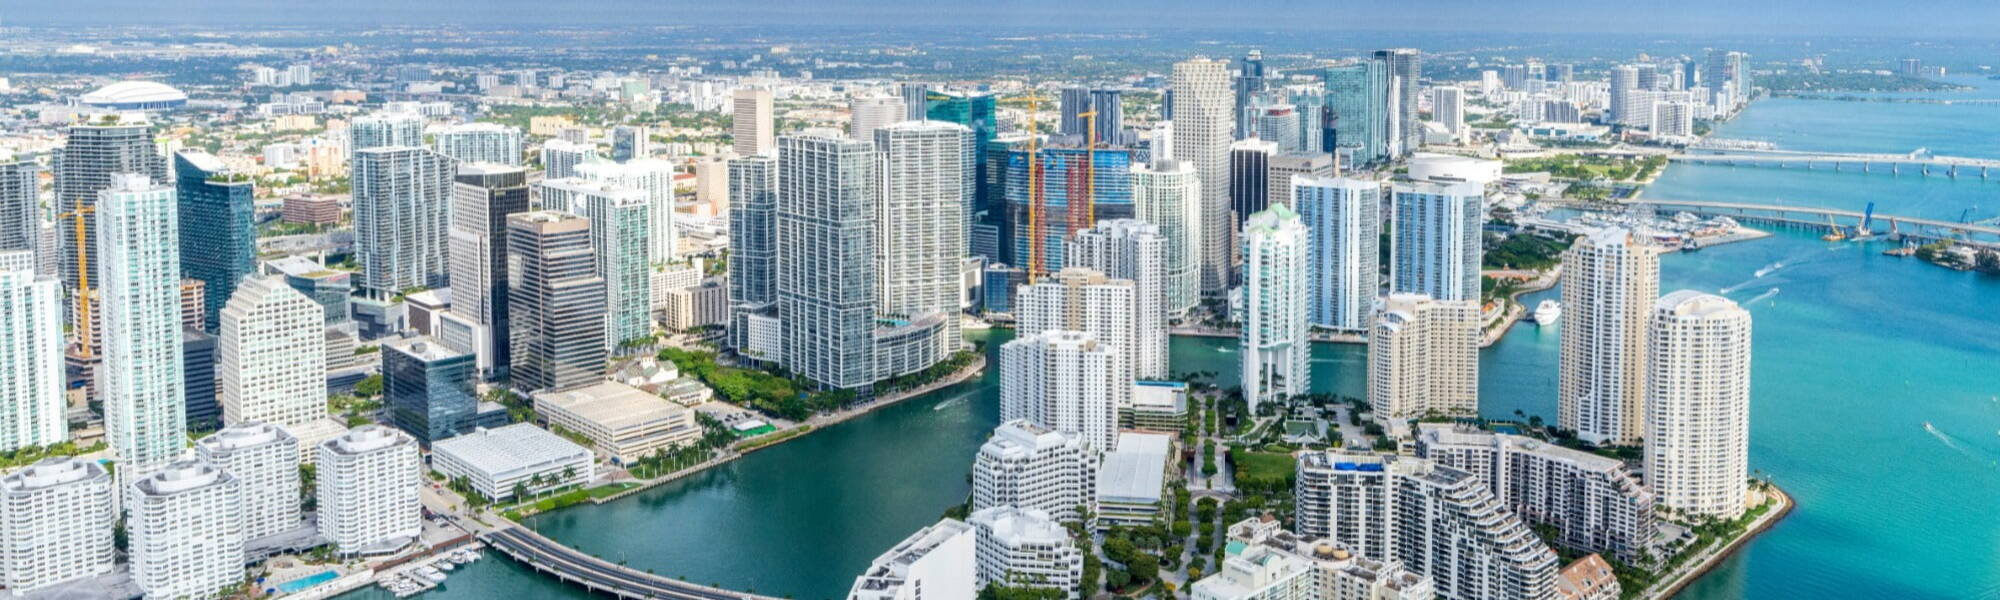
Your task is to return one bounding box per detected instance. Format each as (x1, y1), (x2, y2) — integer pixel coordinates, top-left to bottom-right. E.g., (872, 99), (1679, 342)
(273, 570), (340, 594)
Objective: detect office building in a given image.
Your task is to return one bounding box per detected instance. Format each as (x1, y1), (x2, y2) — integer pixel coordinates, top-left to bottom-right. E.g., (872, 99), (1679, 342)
(733, 88), (776, 156)
(1265, 152), (1334, 212)
(1325, 61), (1389, 164)
(383, 335), (478, 445)
(1190, 517), (1434, 600)
(55, 115), (168, 308)
(1130, 159), (1202, 319)
(777, 134), (879, 391)
(848, 95), (905, 142)
(97, 175), (186, 475)
(898, 82), (932, 122)
(129, 461), (243, 600)
(1433, 86), (1465, 139)
(1645, 291), (1752, 519)
(1416, 424), (1657, 564)
(1239, 205), (1308, 412)
(1293, 176), (1378, 333)
(433, 122), (523, 166)
(1375, 49), (1421, 155)
(541, 178), (652, 349)
(1016, 267), (1139, 382)
(431, 423), (594, 502)
(1233, 50), (1267, 139)
(848, 519), (976, 600)
(1066, 219), (1169, 379)
(538, 138), (599, 180)
(1000, 330), (1128, 453)
(0, 251), (65, 452)
(506, 211), (607, 392)
(0, 159), (38, 260)
(1559, 228), (1660, 447)
(317, 425), (421, 555)
(1124, 380), (1189, 432)
(447, 164), (532, 377)
(1229, 139), (1277, 242)
(1390, 179), (1482, 302)
(349, 112), (424, 150)
(533, 381), (698, 464)
(875, 122), (970, 348)
(352, 146), (455, 297)
(1295, 452), (1560, 600)
(967, 507), (1084, 597)
(172, 151), (255, 332)
(182, 329), (220, 432)
(971, 420), (1095, 524)
(1368, 294), (1479, 436)
(610, 125), (650, 162)
(0, 458), (115, 595)
(194, 422), (301, 542)
(573, 159), (676, 266)
(1254, 105), (1302, 153)
(219, 276), (326, 428)
(1172, 57), (1234, 296)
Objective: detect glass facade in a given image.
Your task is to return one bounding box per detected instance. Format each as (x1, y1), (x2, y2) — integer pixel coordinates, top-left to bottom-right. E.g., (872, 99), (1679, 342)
(384, 340), (477, 445)
(1002, 147), (1134, 272)
(1325, 62), (1389, 164)
(173, 152), (255, 332)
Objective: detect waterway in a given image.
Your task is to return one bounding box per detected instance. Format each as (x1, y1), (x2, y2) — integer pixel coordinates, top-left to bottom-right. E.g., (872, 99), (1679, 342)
(347, 76), (2000, 600)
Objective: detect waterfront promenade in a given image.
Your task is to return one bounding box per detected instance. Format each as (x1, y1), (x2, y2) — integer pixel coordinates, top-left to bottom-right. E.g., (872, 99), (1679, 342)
(1641, 487), (1795, 600)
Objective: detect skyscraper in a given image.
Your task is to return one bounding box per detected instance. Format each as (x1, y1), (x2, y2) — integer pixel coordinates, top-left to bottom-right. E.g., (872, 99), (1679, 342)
(128, 461), (243, 599)
(999, 330), (1128, 453)
(1324, 61), (1390, 164)
(777, 134), (879, 391)
(538, 139), (598, 180)
(848, 95), (905, 143)
(1002, 146), (1134, 272)
(352, 146), (454, 297)
(1131, 160), (1202, 320)
(348, 112), (424, 150)
(1645, 291), (1752, 519)
(447, 163), (532, 377)
(219, 276), (326, 429)
(383, 335), (478, 444)
(54, 115), (168, 308)
(1092, 89), (1125, 144)
(733, 88), (775, 157)
(1293, 176), (1378, 333)
(922, 91), (997, 213)
(1171, 58), (1234, 297)
(433, 122), (523, 166)
(97, 175), (185, 475)
(574, 159), (677, 266)
(1374, 48), (1422, 156)
(610, 125), (650, 162)
(1558, 228), (1660, 447)
(1390, 180), (1482, 303)
(727, 155), (779, 353)
(1266, 152), (1335, 213)
(506, 211), (607, 393)
(1016, 267), (1139, 383)
(1060, 86), (1094, 137)
(1254, 105), (1301, 152)
(1432, 86), (1465, 140)
(0, 158), (40, 260)
(1239, 205), (1308, 412)
(194, 422), (301, 541)
(1368, 294), (1479, 436)
(1415, 423), (1657, 564)
(172, 150), (255, 332)
(0, 251), (65, 452)
(1228, 139), (1277, 251)
(316, 425), (421, 555)
(875, 122), (970, 347)
(1233, 50), (1267, 139)
(540, 179), (653, 349)
(1609, 65), (1641, 127)
(1067, 219), (1169, 379)
(971, 420), (1094, 524)
(0, 458), (115, 594)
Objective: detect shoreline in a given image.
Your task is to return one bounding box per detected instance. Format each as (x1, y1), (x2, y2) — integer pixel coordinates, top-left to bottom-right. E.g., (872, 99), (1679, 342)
(1642, 486), (1796, 600)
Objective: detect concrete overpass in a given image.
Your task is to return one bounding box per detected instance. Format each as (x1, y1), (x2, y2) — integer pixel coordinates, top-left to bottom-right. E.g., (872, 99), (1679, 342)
(1672, 147), (2000, 178)
(1640, 199), (2000, 247)
(483, 525), (782, 600)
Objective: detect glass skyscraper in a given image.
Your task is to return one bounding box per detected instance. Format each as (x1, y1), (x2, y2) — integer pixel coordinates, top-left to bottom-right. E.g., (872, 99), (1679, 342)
(1003, 147), (1133, 272)
(1325, 62), (1390, 164)
(173, 151), (254, 332)
(925, 91), (997, 215)
(383, 336), (477, 445)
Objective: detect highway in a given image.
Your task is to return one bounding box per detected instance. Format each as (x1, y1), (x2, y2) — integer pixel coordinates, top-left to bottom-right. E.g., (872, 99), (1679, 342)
(483, 526), (781, 600)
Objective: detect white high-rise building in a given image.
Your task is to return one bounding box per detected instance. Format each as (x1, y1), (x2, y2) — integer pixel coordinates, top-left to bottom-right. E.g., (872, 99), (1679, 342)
(195, 422), (302, 542)
(967, 507), (1084, 598)
(999, 330), (1128, 453)
(316, 425), (421, 555)
(0, 458), (115, 595)
(1390, 179), (1483, 303)
(1368, 293), (1480, 437)
(1415, 423), (1657, 564)
(432, 122), (524, 166)
(0, 251), (65, 452)
(1016, 268), (1138, 383)
(1292, 176), (1379, 333)
(1295, 452), (1560, 600)
(1239, 205), (1308, 413)
(1645, 291), (1752, 519)
(129, 461), (244, 600)
(539, 139), (600, 180)
(1189, 517), (1434, 600)
(98, 175), (186, 475)
(1559, 228), (1660, 447)
(1171, 58), (1233, 296)
(848, 519), (977, 600)
(734, 88), (775, 157)
(574, 159), (677, 265)
(1067, 219), (1169, 379)
(971, 420), (1095, 524)
(1433, 86), (1466, 139)
(874, 121), (970, 346)
(540, 178), (654, 349)
(849, 96), (905, 143)
(1131, 160), (1203, 320)
(1651, 101), (1695, 137)
(219, 276), (327, 428)
(349, 112), (425, 150)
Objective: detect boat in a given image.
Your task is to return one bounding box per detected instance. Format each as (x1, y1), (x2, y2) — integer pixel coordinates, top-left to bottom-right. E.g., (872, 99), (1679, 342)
(436, 560), (454, 571)
(1533, 300), (1561, 324)
(1681, 237), (1703, 252)
(415, 567), (446, 583)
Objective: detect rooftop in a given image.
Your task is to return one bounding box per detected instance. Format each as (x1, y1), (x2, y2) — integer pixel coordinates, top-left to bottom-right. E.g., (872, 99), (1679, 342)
(80, 80), (186, 105)
(1098, 434), (1172, 504)
(534, 381), (689, 432)
(433, 424), (591, 476)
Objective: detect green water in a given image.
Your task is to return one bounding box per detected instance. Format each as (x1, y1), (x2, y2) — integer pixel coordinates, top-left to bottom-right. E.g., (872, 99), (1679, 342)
(351, 77), (2000, 600)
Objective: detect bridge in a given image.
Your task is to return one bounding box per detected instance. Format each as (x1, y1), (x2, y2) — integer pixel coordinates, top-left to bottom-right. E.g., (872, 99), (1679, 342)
(1637, 199), (2000, 247)
(482, 525), (782, 600)
(1671, 147), (2000, 178)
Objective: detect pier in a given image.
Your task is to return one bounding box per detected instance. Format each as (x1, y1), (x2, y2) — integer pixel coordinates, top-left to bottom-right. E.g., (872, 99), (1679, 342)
(482, 525), (781, 600)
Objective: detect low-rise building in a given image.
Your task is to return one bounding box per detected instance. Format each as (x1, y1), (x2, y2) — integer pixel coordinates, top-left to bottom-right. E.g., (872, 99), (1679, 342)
(534, 381), (700, 465)
(281, 193), (342, 226)
(432, 423), (595, 502)
(1095, 432), (1171, 530)
(660, 377), (713, 406)
(847, 518), (977, 600)
(967, 507), (1083, 598)
(1555, 554), (1621, 600)
(0, 458), (115, 595)
(317, 425), (421, 555)
(1123, 380), (1188, 433)
(130, 461), (244, 600)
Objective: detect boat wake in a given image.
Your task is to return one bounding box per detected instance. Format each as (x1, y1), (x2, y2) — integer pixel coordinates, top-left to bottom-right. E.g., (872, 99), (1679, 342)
(931, 393), (971, 411)
(1925, 422), (1998, 468)
(1753, 260), (1786, 278)
(1745, 288), (1780, 306)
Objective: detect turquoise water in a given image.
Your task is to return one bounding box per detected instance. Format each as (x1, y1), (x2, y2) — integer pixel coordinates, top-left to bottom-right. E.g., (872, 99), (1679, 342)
(346, 76), (2000, 600)
(273, 570), (340, 594)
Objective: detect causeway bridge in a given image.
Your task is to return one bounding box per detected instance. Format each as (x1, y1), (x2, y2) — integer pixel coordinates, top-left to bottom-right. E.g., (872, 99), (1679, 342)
(1671, 147), (2000, 178)
(1638, 199), (2000, 247)
(482, 525), (782, 600)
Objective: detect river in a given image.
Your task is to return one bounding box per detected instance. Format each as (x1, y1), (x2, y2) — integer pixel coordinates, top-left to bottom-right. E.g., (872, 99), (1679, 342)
(344, 76), (2000, 600)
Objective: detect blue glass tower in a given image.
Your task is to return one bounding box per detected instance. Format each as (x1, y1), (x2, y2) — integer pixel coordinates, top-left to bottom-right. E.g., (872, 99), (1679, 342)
(1324, 62), (1390, 165)
(1003, 147), (1133, 271)
(173, 151), (255, 332)
(926, 91), (998, 215)
(384, 336), (478, 445)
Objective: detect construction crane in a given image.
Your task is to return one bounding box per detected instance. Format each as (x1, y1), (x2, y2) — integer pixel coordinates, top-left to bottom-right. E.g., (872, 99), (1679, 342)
(1024, 92), (1047, 282)
(1075, 109), (1098, 233)
(57, 206), (96, 358)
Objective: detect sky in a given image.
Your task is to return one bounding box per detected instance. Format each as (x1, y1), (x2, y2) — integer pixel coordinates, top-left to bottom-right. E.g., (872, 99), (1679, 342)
(9, 0), (2000, 39)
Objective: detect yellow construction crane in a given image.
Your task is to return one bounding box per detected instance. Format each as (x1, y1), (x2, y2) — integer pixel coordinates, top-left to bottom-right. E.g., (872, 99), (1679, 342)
(57, 206), (95, 358)
(1024, 91), (1047, 282)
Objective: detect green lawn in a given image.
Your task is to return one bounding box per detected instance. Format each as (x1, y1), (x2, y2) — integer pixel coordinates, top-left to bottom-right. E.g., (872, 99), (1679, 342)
(501, 483), (638, 520)
(1227, 448), (1297, 493)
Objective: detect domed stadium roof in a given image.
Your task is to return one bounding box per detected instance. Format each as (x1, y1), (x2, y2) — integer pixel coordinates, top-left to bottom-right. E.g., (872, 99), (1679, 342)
(80, 81), (187, 109)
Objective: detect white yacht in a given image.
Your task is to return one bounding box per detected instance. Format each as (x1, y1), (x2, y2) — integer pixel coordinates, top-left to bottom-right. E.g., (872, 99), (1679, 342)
(1533, 300), (1561, 325)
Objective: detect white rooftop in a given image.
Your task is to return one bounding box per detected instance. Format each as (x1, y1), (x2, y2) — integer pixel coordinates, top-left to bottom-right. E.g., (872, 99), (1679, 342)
(433, 424), (591, 477)
(1098, 433), (1172, 504)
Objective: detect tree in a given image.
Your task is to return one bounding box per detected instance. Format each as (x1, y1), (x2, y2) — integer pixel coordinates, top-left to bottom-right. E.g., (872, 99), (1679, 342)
(977, 583), (1066, 600)
(512, 482), (531, 502)
(354, 374), (385, 398)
